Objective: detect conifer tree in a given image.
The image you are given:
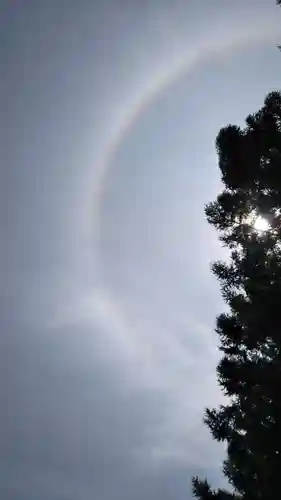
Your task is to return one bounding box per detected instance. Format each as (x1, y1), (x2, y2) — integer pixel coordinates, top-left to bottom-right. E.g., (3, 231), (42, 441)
(192, 91), (281, 500)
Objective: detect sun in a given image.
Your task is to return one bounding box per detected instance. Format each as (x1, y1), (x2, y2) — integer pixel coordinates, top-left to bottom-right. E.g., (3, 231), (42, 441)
(244, 212), (270, 234)
(253, 215), (270, 233)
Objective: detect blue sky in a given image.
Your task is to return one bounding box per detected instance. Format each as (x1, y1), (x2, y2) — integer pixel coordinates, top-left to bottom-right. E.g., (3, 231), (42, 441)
(2, 1), (281, 499)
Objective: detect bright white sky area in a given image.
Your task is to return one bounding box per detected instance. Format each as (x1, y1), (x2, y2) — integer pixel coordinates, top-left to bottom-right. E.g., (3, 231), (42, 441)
(2, 1), (281, 499)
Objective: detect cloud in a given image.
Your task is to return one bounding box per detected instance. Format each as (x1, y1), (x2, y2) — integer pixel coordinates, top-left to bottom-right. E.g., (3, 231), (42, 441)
(1, 296), (224, 500)
(3, 0), (281, 498)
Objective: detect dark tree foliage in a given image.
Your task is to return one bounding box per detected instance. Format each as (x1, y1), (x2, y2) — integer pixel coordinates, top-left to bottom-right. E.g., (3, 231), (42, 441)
(192, 91), (281, 500)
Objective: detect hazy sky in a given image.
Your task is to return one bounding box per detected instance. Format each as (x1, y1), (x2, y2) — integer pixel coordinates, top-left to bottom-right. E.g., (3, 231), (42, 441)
(2, 1), (281, 499)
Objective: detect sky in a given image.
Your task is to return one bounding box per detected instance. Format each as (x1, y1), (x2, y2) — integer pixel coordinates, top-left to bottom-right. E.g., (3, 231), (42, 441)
(1, 1), (281, 499)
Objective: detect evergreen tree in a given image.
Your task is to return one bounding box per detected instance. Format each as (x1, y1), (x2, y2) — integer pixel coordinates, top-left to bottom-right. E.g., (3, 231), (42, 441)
(192, 91), (281, 500)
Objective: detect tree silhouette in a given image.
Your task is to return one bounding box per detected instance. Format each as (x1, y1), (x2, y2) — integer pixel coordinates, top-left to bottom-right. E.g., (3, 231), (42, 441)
(192, 91), (281, 500)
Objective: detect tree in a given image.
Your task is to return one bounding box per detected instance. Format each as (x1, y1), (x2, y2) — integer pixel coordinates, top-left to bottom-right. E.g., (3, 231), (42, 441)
(192, 91), (281, 500)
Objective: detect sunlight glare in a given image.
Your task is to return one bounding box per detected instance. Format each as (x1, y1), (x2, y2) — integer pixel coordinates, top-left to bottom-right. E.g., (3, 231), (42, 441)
(243, 211), (270, 234)
(253, 215), (270, 233)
